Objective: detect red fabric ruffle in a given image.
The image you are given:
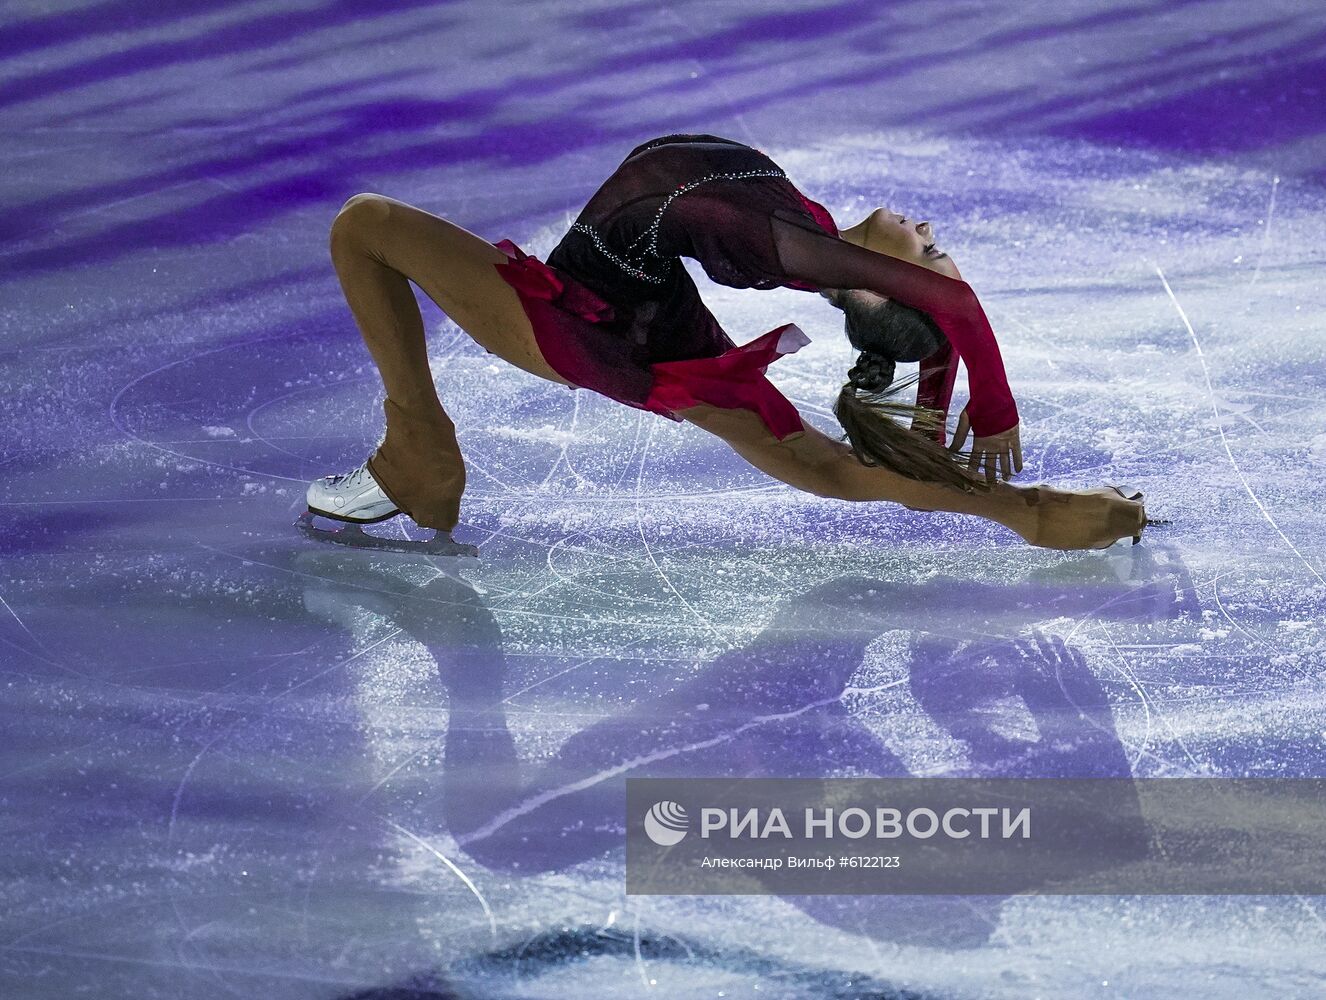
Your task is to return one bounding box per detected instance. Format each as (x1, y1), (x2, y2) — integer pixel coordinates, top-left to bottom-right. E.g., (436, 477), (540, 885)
(644, 323), (810, 441)
(493, 239), (616, 323)
(491, 239), (810, 442)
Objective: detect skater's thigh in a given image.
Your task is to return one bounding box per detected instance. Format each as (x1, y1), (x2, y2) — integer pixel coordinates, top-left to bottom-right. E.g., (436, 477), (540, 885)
(333, 193), (572, 386)
(675, 402), (855, 497)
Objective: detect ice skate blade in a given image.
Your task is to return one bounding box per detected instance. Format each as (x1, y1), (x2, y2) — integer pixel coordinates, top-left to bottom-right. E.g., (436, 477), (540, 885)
(295, 511), (479, 559)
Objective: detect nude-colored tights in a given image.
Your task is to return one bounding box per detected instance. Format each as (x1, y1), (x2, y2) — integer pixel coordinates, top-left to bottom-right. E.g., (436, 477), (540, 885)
(329, 201), (466, 531)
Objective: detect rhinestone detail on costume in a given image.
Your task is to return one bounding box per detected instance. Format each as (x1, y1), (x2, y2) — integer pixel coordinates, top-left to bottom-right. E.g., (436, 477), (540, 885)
(569, 221), (664, 284)
(571, 167), (788, 284)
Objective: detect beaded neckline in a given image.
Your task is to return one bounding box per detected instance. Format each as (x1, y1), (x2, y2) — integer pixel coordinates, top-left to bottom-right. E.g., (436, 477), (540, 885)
(570, 167), (788, 284)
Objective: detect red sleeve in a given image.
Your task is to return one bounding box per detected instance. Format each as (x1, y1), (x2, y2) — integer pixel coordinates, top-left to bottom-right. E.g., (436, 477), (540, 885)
(860, 264), (1017, 439)
(912, 282), (1018, 440)
(915, 339), (958, 445)
(768, 210), (1018, 438)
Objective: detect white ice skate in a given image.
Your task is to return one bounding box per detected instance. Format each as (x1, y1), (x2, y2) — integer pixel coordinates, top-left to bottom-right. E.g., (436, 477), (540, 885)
(296, 459), (479, 558)
(305, 460), (399, 524)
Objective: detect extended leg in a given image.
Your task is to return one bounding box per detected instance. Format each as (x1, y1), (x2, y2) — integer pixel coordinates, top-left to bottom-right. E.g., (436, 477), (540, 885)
(676, 403), (1145, 550)
(327, 192), (572, 530)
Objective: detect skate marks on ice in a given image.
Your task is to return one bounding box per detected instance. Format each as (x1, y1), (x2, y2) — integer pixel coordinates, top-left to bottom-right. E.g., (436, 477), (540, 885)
(288, 541), (1201, 960)
(9, 112), (1326, 1000)
(1150, 262), (1324, 588)
(277, 540), (1325, 997)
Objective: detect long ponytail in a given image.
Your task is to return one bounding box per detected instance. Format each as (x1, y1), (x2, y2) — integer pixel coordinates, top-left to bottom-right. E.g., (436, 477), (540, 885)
(833, 352), (987, 492)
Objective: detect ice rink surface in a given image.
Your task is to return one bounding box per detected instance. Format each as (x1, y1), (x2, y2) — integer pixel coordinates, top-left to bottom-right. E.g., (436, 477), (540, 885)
(2, 1), (1325, 997)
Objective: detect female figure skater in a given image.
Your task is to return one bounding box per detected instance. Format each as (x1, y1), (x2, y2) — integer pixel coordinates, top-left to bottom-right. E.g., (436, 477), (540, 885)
(299, 133), (1147, 554)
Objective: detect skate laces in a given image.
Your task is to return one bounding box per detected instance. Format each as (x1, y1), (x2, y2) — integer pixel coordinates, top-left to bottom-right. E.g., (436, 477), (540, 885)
(328, 460), (372, 489)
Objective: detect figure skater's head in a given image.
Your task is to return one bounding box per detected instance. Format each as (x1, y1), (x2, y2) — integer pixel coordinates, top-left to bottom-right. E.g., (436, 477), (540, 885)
(830, 205), (961, 382)
(827, 207), (984, 491)
(837, 290), (944, 385)
(841, 207), (960, 278)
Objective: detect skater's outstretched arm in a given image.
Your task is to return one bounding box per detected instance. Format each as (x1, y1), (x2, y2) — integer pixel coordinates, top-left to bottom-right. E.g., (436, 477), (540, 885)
(770, 209), (1020, 468)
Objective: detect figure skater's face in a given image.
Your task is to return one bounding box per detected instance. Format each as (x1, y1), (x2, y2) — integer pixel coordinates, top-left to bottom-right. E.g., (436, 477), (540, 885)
(845, 208), (962, 280)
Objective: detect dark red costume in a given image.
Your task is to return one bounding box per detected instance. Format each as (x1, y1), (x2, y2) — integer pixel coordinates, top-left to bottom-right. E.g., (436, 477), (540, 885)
(491, 133), (1017, 443)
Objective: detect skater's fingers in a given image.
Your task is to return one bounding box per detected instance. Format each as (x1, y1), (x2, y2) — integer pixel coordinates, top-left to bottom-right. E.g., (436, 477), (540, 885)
(950, 409), (971, 453)
(999, 449), (1011, 481)
(1013, 433), (1024, 474)
(984, 450), (997, 484)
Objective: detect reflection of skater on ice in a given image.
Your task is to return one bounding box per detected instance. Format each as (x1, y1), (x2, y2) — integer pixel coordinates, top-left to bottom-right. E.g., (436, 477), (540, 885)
(298, 542), (1195, 945)
(298, 133), (1152, 554)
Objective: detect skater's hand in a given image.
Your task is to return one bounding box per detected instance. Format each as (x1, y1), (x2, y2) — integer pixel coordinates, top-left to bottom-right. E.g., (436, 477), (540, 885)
(950, 407), (1022, 483)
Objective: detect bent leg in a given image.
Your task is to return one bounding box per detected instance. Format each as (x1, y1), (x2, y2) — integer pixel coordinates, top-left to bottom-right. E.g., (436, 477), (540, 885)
(675, 403), (1145, 550)
(328, 192), (572, 529)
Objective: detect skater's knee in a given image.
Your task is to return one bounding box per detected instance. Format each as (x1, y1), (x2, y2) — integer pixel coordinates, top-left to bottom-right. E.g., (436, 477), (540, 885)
(811, 454), (916, 502)
(773, 437), (874, 501)
(338, 191), (392, 218)
(330, 192), (392, 246)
